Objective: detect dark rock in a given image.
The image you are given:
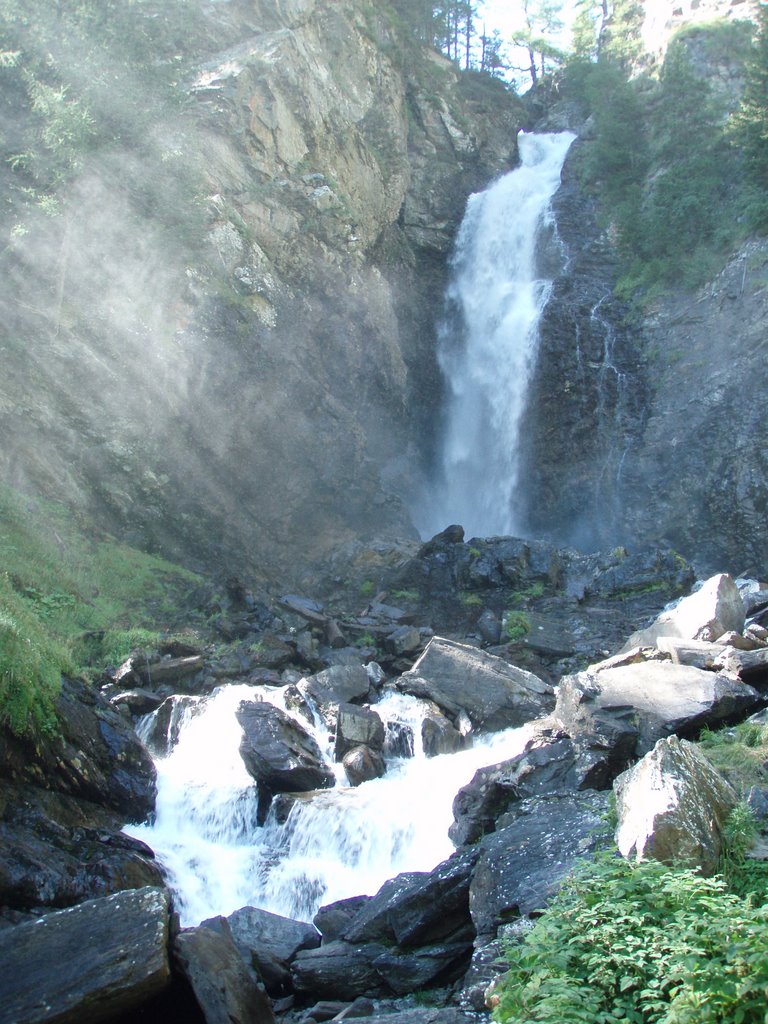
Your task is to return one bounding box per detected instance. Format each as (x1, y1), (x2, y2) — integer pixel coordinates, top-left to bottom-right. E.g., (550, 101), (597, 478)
(314, 895), (371, 943)
(299, 665), (372, 726)
(336, 1010), (477, 1024)
(237, 700), (335, 799)
(140, 694), (202, 757)
(384, 626), (423, 657)
(0, 782), (164, 910)
(174, 919), (276, 1024)
(109, 688), (165, 716)
(344, 848), (477, 948)
(747, 785), (768, 820)
(614, 736), (737, 875)
(0, 676), (156, 821)
(372, 941), (472, 995)
(476, 609), (502, 645)
(713, 646), (768, 686)
(396, 637), (554, 732)
(343, 745), (386, 786)
(418, 525), (465, 556)
(305, 996), (375, 1021)
(135, 655), (206, 686)
(0, 886), (170, 1024)
(277, 595), (327, 625)
(291, 941), (392, 999)
(469, 792), (611, 939)
(334, 704), (385, 760)
(213, 905), (319, 996)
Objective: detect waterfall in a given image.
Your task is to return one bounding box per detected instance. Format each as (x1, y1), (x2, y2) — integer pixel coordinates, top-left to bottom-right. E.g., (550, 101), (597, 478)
(417, 131), (575, 540)
(126, 685), (530, 927)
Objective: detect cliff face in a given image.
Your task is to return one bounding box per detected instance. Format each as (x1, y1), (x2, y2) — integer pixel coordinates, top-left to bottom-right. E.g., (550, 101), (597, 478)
(0, 0), (519, 580)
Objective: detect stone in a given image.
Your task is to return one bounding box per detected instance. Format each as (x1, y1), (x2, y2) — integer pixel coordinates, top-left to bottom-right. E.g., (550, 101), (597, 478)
(614, 736), (737, 875)
(371, 942), (471, 995)
(712, 646), (768, 685)
(0, 886), (170, 1024)
(343, 746), (386, 787)
(108, 688), (165, 716)
(334, 704), (385, 760)
(291, 941), (392, 999)
(469, 792), (611, 940)
(174, 919), (276, 1024)
(421, 706), (463, 757)
(237, 701), (335, 798)
(624, 574), (746, 649)
(141, 694), (202, 757)
(655, 636), (727, 669)
(314, 895), (371, 943)
(556, 663), (760, 756)
(396, 637), (554, 732)
(384, 625), (422, 657)
(135, 655), (205, 686)
(299, 665), (372, 726)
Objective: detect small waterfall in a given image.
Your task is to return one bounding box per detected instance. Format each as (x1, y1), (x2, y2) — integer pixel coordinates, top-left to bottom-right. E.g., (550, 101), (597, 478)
(418, 131), (575, 540)
(126, 685), (530, 927)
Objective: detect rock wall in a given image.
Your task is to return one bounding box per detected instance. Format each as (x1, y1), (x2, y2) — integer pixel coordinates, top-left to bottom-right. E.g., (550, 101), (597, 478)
(0, 0), (519, 581)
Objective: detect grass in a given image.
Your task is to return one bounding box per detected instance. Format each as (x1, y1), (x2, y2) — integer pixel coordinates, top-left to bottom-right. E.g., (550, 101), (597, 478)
(0, 483), (202, 736)
(697, 718), (768, 795)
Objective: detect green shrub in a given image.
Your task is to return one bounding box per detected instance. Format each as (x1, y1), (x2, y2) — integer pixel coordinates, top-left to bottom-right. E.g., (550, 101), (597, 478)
(494, 854), (768, 1024)
(504, 611), (531, 643)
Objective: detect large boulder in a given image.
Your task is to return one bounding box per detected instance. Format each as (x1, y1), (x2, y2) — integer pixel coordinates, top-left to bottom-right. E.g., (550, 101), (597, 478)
(614, 735), (737, 875)
(342, 745), (386, 787)
(298, 665), (372, 726)
(555, 663), (760, 756)
(0, 886), (170, 1024)
(469, 792), (611, 940)
(334, 704), (385, 760)
(624, 573), (746, 650)
(291, 940), (393, 999)
(236, 700), (335, 797)
(174, 919), (276, 1024)
(396, 638), (554, 732)
(214, 905), (319, 996)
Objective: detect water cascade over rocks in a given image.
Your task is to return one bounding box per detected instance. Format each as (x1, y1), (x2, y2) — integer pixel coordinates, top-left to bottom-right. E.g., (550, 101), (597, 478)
(417, 131), (575, 540)
(127, 685), (530, 927)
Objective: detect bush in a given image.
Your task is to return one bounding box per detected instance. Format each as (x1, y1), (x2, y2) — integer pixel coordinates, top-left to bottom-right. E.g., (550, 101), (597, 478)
(494, 853), (768, 1024)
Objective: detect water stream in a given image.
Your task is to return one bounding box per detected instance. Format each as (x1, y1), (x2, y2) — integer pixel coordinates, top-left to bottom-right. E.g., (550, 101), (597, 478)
(417, 131), (575, 540)
(127, 685), (530, 926)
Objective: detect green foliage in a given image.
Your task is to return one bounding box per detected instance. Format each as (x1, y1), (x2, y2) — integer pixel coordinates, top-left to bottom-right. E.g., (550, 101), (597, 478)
(729, 2), (768, 228)
(494, 853), (768, 1024)
(460, 591), (483, 607)
(359, 579), (376, 598)
(697, 719), (768, 794)
(0, 483), (202, 734)
(504, 611), (531, 643)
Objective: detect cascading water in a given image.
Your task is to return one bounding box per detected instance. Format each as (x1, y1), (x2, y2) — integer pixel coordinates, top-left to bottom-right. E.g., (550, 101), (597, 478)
(126, 685), (530, 927)
(417, 131), (575, 540)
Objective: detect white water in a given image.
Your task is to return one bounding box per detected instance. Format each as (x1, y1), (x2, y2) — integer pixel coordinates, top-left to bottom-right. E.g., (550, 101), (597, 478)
(418, 131), (575, 540)
(127, 686), (529, 926)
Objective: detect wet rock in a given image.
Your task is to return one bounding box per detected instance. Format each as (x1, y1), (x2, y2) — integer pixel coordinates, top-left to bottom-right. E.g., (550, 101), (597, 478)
(0, 886), (170, 1024)
(344, 848), (477, 948)
(421, 706), (463, 757)
(343, 745), (386, 787)
(556, 663), (760, 756)
(135, 655), (206, 687)
(174, 918), (276, 1024)
(396, 637), (554, 732)
(372, 941), (472, 995)
(314, 896), (371, 943)
(108, 688), (165, 717)
(334, 705), (385, 760)
(713, 646), (768, 685)
(469, 792), (611, 940)
(625, 573), (746, 649)
(141, 694), (202, 757)
(291, 941), (393, 999)
(418, 525), (465, 556)
(614, 735), (737, 875)
(0, 676), (156, 822)
(237, 701), (335, 798)
(299, 665), (372, 726)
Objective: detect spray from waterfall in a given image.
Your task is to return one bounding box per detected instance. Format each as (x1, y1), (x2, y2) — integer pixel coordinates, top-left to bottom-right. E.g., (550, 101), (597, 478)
(417, 131), (575, 540)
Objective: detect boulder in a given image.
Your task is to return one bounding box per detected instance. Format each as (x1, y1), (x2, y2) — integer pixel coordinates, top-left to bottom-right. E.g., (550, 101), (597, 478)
(343, 848), (477, 948)
(237, 700), (335, 798)
(624, 573), (745, 649)
(555, 663), (760, 756)
(0, 886), (170, 1024)
(207, 905), (319, 998)
(614, 735), (737, 875)
(343, 745), (386, 786)
(314, 895), (371, 943)
(108, 688), (165, 717)
(371, 941), (472, 995)
(291, 941), (392, 999)
(469, 792), (611, 940)
(334, 704), (385, 760)
(655, 637), (727, 669)
(140, 694), (202, 757)
(713, 646), (768, 685)
(299, 665), (372, 726)
(174, 919), (276, 1024)
(383, 625), (423, 657)
(396, 638), (554, 732)
(421, 706), (463, 757)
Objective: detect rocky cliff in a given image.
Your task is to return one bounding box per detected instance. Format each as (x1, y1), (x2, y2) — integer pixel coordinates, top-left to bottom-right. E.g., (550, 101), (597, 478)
(0, 0), (519, 581)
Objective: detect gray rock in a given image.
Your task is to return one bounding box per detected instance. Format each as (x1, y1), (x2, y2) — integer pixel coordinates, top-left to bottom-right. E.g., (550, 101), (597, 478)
(421, 706), (464, 757)
(372, 941), (471, 995)
(237, 700), (335, 797)
(141, 694), (202, 757)
(625, 574), (746, 649)
(174, 919), (276, 1024)
(469, 792), (611, 939)
(334, 704), (385, 760)
(0, 886), (170, 1024)
(291, 941), (392, 999)
(396, 637), (554, 732)
(614, 736), (737, 875)
(299, 665), (372, 726)
(314, 895), (371, 943)
(343, 745), (386, 786)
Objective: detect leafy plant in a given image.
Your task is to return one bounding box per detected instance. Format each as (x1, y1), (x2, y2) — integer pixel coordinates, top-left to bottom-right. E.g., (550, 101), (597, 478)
(504, 611), (531, 643)
(494, 853), (768, 1024)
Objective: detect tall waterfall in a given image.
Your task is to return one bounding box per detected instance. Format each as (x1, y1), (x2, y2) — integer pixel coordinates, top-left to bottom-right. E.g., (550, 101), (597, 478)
(126, 685), (530, 927)
(418, 131), (575, 540)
